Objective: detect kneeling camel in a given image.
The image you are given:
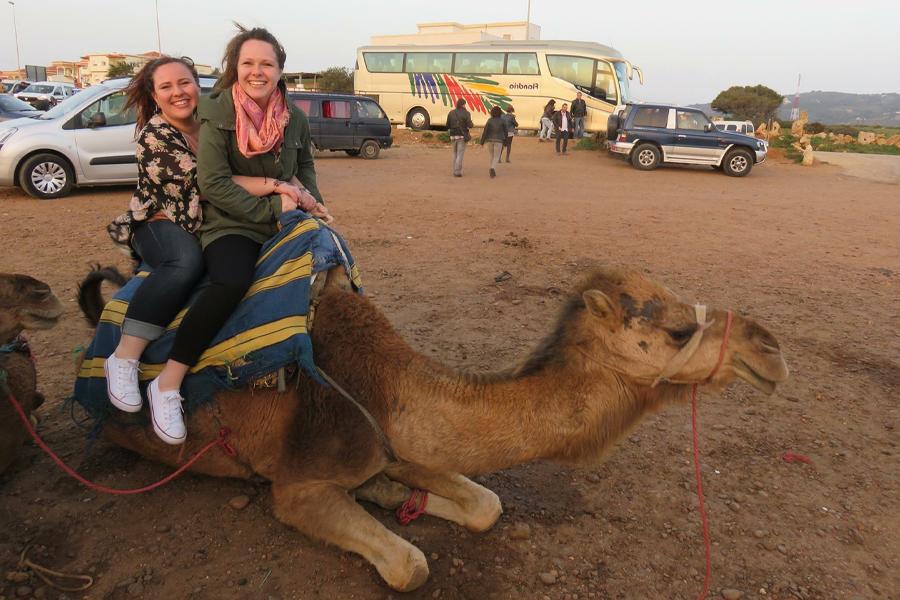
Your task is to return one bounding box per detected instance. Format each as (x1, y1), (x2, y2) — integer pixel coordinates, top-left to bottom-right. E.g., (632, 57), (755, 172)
(79, 267), (788, 591)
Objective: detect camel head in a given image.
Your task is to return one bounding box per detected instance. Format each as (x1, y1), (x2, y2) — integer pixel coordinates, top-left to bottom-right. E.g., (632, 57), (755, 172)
(0, 273), (65, 343)
(556, 269), (789, 395)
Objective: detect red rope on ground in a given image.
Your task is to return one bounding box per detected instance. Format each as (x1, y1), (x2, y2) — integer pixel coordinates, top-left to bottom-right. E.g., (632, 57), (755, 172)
(782, 452), (812, 464)
(3, 384), (236, 495)
(691, 309), (734, 600)
(396, 489), (429, 525)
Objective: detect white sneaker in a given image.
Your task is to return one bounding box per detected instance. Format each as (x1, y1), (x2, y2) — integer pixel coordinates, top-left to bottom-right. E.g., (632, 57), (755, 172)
(147, 378), (186, 445)
(104, 354), (142, 413)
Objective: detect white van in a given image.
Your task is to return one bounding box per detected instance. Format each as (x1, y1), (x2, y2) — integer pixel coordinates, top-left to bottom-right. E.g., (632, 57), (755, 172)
(714, 120), (756, 136)
(15, 82), (77, 110)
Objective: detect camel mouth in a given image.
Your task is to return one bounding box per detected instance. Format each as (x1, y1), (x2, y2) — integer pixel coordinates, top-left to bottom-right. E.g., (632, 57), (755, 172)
(732, 356), (778, 395)
(22, 309), (63, 330)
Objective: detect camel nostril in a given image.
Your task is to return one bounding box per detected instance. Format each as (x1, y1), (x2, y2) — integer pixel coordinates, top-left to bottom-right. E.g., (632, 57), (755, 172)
(760, 342), (781, 354)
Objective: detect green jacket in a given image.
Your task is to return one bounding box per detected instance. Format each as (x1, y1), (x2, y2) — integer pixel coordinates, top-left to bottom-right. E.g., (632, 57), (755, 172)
(196, 85), (324, 248)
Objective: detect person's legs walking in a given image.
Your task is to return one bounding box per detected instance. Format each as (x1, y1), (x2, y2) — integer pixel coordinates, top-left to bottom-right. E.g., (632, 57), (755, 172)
(452, 139), (466, 176)
(106, 220), (203, 413)
(556, 130), (562, 153)
(562, 131), (570, 154)
(505, 136), (513, 162)
(575, 116), (585, 139)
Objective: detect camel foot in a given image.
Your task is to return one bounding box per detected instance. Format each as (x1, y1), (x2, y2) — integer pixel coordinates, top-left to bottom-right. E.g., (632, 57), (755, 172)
(378, 543), (429, 592)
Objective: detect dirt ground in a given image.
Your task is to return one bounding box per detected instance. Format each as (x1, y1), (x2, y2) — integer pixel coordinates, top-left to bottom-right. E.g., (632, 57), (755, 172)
(0, 132), (897, 600)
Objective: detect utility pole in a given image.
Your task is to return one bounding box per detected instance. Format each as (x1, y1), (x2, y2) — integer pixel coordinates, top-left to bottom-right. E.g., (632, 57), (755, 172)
(8, 1), (21, 71)
(790, 73), (801, 121)
(526, 0), (532, 40)
(155, 0), (162, 53)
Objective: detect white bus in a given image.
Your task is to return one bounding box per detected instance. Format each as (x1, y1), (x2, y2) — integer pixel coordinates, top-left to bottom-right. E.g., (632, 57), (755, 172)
(354, 40), (643, 132)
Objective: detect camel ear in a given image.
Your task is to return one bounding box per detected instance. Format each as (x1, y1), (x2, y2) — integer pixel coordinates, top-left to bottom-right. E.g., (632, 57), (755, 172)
(582, 290), (620, 328)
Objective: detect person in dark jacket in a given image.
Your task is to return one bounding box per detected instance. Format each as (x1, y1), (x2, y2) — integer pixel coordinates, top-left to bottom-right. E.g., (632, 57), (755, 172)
(479, 105), (508, 178)
(539, 99), (555, 142)
(446, 98), (474, 177)
(499, 105), (518, 163)
(571, 91), (587, 139)
(552, 103), (574, 154)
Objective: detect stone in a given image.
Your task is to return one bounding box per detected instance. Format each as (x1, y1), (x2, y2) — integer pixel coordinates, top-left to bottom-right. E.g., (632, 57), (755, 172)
(127, 582), (144, 596)
(721, 589), (744, 600)
(539, 571), (558, 585)
(753, 529), (768, 539)
(229, 495), (251, 510)
(791, 110), (808, 136)
(15, 586), (32, 598)
(5, 572), (28, 584)
(509, 522), (531, 540)
(857, 131), (876, 145)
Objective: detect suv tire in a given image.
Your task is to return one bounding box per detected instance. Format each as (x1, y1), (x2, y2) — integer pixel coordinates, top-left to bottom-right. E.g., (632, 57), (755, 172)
(19, 153), (75, 199)
(631, 143), (661, 171)
(407, 107), (430, 131)
(722, 148), (753, 177)
(360, 140), (380, 159)
(607, 113), (622, 141)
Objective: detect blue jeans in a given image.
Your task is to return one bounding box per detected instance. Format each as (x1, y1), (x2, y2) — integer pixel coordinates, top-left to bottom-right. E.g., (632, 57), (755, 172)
(574, 116), (585, 139)
(123, 219), (204, 341)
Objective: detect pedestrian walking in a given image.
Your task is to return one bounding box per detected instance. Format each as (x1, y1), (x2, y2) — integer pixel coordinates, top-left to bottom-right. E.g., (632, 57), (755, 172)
(539, 99), (555, 142)
(552, 103), (574, 154)
(500, 105), (518, 162)
(479, 105), (508, 178)
(446, 98), (474, 177)
(571, 91), (587, 139)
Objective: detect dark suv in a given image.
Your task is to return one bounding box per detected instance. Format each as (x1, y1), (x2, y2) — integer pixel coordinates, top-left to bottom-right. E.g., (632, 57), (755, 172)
(288, 92), (392, 159)
(607, 104), (766, 177)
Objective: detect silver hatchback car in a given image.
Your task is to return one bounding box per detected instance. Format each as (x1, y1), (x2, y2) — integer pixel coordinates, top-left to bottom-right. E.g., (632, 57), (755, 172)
(0, 76), (215, 199)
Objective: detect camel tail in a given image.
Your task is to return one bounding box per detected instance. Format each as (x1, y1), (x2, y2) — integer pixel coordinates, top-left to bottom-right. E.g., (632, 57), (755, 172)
(78, 265), (127, 326)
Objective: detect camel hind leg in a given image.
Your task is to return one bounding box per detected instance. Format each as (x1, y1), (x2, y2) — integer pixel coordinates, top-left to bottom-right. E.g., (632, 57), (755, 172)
(375, 464), (503, 532)
(272, 480), (429, 592)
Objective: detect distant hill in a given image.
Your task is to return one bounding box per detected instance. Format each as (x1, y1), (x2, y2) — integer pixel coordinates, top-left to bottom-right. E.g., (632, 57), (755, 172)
(690, 91), (900, 125)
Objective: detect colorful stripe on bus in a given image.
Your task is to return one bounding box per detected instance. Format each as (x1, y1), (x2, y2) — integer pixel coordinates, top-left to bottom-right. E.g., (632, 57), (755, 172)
(408, 73), (512, 113)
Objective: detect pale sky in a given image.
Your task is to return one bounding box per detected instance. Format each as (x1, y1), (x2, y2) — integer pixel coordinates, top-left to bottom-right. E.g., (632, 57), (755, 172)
(2, 0), (898, 104)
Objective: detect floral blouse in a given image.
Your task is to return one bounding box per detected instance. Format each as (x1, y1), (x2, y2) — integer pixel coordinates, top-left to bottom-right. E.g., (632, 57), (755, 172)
(107, 114), (202, 248)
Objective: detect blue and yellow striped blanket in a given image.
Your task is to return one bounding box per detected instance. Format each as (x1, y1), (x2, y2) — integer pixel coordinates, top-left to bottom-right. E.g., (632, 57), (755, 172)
(73, 211), (361, 420)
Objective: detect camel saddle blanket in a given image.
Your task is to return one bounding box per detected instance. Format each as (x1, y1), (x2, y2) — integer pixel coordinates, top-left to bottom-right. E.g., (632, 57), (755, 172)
(73, 212), (362, 421)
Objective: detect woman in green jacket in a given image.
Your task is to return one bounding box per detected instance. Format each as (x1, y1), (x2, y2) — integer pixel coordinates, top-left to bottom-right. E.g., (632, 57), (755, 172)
(146, 26), (330, 444)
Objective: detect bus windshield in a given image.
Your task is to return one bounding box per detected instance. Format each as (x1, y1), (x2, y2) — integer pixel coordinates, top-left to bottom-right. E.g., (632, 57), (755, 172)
(613, 62), (631, 104)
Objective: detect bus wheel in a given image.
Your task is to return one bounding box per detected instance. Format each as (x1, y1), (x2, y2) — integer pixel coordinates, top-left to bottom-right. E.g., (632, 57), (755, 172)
(408, 108), (430, 131)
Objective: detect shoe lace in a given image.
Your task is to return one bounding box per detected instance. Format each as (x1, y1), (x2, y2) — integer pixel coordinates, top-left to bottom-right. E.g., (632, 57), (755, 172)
(161, 391), (184, 426)
(116, 358), (141, 383)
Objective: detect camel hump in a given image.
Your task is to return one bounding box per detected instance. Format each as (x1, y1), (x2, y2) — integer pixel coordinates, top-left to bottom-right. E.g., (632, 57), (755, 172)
(78, 265), (128, 326)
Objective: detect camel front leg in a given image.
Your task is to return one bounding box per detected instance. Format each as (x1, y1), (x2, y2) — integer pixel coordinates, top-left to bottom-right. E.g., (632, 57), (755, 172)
(384, 464), (503, 532)
(272, 480), (429, 592)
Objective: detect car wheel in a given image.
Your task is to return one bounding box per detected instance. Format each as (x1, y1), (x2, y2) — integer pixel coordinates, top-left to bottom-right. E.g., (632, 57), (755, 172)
(360, 140), (380, 160)
(722, 148), (753, 177)
(19, 153), (75, 199)
(408, 107), (430, 131)
(630, 143), (661, 171)
(345, 149), (361, 157)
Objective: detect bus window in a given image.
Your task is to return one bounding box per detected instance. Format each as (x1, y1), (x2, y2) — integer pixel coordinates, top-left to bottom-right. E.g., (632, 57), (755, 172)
(323, 100), (351, 119)
(453, 52), (504, 74)
(505, 53), (539, 75)
(547, 55), (595, 94)
(363, 52), (404, 73)
(593, 62), (617, 103)
(405, 53), (452, 73)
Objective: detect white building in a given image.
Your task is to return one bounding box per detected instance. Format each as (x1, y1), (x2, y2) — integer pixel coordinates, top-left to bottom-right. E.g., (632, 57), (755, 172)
(371, 21), (541, 46)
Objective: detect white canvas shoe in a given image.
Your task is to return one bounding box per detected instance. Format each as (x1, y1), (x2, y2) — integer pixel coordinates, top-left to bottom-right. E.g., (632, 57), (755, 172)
(104, 354), (142, 413)
(147, 378), (186, 445)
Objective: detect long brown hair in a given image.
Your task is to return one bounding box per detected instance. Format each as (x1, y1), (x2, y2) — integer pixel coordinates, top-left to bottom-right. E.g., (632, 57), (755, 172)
(215, 24), (287, 92)
(124, 56), (199, 133)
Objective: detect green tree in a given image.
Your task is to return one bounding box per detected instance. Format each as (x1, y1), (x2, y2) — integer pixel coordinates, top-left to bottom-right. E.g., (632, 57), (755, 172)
(711, 85), (783, 124)
(316, 66), (354, 93)
(107, 61), (135, 79)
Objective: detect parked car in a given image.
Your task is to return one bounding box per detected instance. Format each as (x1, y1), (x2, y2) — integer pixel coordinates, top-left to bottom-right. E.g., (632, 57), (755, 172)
(15, 82), (76, 110)
(288, 92), (392, 159)
(0, 94), (41, 121)
(607, 103), (767, 177)
(0, 76), (216, 199)
(1, 80), (32, 95)
(715, 120), (756, 136)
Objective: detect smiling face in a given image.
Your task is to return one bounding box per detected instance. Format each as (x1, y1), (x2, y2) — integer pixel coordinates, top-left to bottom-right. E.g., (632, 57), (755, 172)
(237, 39), (282, 106)
(151, 62), (199, 124)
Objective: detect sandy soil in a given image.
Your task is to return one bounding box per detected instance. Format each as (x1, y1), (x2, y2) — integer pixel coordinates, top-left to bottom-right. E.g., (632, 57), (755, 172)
(0, 133), (897, 600)
(813, 152), (900, 185)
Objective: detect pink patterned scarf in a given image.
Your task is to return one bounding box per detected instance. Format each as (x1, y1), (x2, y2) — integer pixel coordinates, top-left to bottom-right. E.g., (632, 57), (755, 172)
(232, 82), (290, 158)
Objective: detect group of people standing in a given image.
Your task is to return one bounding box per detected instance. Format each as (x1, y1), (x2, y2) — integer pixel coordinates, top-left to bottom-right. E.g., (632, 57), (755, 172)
(447, 91), (589, 177)
(539, 91), (587, 154)
(104, 26), (330, 446)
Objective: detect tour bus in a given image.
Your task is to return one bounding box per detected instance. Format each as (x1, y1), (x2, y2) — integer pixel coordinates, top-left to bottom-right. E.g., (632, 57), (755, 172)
(354, 40), (643, 132)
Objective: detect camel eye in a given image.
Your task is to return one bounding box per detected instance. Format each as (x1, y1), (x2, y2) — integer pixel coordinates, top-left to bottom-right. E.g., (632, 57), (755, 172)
(666, 327), (695, 345)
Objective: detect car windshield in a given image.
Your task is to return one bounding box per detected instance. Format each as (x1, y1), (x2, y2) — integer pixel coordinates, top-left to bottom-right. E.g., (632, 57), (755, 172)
(22, 84), (55, 94)
(613, 62), (631, 104)
(37, 85), (110, 119)
(0, 95), (37, 111)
